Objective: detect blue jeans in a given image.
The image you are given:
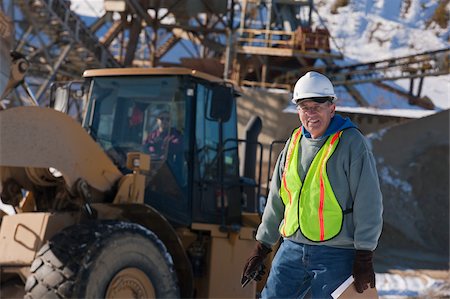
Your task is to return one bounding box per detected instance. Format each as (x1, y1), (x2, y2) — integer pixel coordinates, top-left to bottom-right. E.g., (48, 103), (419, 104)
(262, 239), (355, 299)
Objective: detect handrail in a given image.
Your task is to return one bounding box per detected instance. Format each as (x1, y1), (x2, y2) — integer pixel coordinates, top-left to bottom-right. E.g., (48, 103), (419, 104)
(237, 27), (331, 52)
(266, 140), (287, 198)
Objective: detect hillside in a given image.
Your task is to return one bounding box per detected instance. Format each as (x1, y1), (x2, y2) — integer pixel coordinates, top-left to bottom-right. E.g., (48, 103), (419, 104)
(314, 0), (449, 109)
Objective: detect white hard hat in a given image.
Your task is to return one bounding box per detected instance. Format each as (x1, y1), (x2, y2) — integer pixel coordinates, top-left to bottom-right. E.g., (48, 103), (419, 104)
(291, 71), (337, 104)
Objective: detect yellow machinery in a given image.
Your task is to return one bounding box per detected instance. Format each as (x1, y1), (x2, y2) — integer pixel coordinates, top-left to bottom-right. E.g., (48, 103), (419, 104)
(0, 68), (264, 298)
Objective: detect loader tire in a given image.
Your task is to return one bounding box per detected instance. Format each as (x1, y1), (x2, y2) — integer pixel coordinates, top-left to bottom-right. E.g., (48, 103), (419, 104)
(24, 221), (179, 299)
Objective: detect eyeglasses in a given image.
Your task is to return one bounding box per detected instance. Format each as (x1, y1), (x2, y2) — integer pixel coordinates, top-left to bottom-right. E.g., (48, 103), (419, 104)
(296, 103), (330, 113)
(158, 116), (170, 121)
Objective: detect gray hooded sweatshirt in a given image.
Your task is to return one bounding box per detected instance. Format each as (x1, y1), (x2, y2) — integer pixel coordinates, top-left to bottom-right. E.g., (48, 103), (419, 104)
(256, 115), (383, 251)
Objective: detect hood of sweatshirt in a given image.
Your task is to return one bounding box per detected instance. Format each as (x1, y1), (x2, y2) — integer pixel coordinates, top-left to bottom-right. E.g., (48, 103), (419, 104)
(302, 114), (357, 139)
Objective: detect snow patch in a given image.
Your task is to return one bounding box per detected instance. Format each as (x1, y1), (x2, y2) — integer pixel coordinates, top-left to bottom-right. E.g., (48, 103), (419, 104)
(367, 127), (388, 142)
(365, 129), (388, 151)
(314, 0), (450, 109)
(376, 272), (450, 298)
(379, 166), (413, 194)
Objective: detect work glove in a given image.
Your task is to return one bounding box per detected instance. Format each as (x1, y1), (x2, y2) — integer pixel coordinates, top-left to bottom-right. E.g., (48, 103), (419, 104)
(352, 250), (376, 293)
(240, 242), (272, 286)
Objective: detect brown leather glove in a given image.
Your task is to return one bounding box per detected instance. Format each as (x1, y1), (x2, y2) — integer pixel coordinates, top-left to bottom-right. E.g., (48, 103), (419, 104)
(240, 242), (272, 286)
(352, 250), (376, 293)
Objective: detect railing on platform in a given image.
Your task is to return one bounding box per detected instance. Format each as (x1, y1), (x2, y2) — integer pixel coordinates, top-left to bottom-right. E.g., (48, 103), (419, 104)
(237, 27), (331, 53)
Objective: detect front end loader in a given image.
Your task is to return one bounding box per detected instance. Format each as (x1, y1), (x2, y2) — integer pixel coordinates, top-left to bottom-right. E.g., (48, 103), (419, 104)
(0, 68), (263, 298)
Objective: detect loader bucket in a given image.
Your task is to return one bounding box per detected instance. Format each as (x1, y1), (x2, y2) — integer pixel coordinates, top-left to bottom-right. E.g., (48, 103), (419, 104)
(0, 106), (122, 193)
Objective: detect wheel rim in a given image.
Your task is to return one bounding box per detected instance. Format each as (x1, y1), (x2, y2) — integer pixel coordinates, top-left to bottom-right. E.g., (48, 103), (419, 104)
(105, 268), (156, 299)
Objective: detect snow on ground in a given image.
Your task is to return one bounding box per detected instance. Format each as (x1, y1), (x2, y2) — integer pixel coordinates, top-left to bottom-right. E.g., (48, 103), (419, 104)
(314, 0), (450, 110)
(377, 271), (450, 298)
(315, 0), (448, 60)
(396, 76), (450, 110)
(334, 82), (437, 111)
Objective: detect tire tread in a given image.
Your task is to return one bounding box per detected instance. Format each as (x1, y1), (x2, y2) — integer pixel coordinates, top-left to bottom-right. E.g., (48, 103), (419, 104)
(24, 221), (179, 298)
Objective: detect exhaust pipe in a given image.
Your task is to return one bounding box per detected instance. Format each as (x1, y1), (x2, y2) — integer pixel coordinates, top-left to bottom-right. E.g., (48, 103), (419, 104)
(240, 116), (262, 212)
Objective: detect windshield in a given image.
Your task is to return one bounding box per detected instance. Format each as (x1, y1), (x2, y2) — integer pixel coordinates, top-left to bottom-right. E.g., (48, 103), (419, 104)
(84, 76), (185, 171)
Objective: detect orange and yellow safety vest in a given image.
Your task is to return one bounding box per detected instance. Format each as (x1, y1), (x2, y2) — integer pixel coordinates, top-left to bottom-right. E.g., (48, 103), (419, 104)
(279, 128), (344, 241)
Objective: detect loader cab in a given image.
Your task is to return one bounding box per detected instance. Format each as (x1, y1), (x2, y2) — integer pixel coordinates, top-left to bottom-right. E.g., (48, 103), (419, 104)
(82, 68), (242, 227)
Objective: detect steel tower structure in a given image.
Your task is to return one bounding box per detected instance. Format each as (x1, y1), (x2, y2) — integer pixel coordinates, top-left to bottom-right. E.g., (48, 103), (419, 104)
(1, 0), (449, 109)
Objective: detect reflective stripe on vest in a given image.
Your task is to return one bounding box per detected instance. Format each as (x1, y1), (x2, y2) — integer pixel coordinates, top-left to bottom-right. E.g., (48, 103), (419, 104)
(279, 128), (343, 241)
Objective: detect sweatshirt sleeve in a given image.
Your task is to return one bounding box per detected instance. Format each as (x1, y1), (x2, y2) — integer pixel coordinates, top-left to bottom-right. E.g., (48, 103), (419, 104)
(350, 136), (383, 251)
(255, 141), (288, 248)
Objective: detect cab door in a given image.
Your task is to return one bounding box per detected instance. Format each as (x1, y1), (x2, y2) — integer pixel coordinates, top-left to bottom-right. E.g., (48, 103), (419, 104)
(192, 83), (241, 225)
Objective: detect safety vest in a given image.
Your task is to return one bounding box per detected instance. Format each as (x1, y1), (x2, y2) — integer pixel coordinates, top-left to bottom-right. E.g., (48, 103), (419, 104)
(279, 128), (344, 241)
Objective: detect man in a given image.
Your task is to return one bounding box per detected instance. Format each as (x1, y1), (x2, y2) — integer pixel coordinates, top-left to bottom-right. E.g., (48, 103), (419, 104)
(144, 110), (182, 160)
(128, 103), (145, 143)
(241, 71), (383, 298)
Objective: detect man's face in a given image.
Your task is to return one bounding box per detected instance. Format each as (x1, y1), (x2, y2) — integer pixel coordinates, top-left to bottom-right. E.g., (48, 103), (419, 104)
(296, 100), (335, 139)
(157, 113), (170, 131)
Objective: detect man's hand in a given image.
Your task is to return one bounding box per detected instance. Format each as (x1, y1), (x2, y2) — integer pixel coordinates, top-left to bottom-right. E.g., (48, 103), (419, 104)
(352, 250), (376, 293)
(241, 242), (272, 287)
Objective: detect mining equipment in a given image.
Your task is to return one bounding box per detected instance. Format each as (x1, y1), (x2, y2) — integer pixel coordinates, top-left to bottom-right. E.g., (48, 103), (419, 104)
(0, 67), (264, 298)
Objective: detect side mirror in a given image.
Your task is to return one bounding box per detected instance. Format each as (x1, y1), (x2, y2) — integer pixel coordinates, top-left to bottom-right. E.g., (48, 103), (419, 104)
(208, 85), (233, 122)
(49, 81), (86, 119)
(53, 86), (69, 113)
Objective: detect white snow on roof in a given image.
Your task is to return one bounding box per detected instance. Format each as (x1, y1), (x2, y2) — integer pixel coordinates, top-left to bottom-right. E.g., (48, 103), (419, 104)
(284, 104), (437, 118)
(335, 106), (437, 118)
